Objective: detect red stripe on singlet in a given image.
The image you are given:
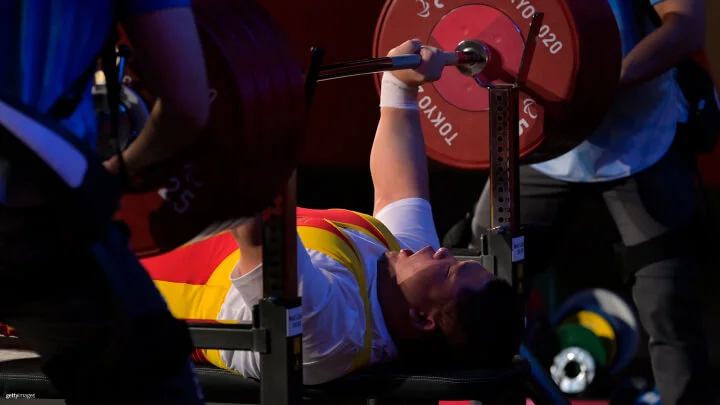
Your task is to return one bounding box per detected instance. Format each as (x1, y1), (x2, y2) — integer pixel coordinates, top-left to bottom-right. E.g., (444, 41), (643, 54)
(297, 208), (390, 249)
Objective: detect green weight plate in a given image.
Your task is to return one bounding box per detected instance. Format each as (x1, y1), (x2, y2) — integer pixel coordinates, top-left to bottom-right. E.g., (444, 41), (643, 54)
(557, 323), (608, 368)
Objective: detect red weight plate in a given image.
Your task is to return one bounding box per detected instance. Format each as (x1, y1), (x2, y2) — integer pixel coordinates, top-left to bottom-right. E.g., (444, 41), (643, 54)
(114, 0), (304, 257)
(373, 0), (620, 169)
(228, 0), (294, 188)
(239, 0), (305, 190)
(200, 0), (281, 212)
(116, 11), (254, 256)
(224, 0), (305, 214)
(157, 0), (269, 240)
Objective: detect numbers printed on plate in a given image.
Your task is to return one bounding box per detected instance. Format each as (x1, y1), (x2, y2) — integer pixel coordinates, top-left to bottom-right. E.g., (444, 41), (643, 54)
(157, 163), (204, 214)
(510, 0), (564, 55)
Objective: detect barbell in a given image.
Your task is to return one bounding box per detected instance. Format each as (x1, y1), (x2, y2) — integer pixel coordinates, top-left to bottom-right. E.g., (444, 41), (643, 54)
(98, 0), (622, 257)
(316, 41), (488, 82)
(374, 0), (622, 169)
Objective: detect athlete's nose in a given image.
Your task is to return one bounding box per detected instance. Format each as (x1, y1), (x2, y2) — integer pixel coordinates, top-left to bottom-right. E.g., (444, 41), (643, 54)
(433, 247), (451, 259)
(400, 249), (414, 257)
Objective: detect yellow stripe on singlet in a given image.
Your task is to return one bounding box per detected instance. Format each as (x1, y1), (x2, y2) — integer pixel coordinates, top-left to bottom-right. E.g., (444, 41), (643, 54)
(298, 221), (373, 372)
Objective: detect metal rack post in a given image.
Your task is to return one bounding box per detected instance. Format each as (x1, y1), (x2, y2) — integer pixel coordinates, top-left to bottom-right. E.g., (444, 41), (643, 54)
(483, 83), (524, 292)
(258, 169), (303, 405)
(255, 47), (325, 405)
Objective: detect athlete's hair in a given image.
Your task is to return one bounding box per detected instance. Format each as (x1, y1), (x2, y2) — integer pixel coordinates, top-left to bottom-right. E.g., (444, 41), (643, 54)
(424, 279), (525, 368)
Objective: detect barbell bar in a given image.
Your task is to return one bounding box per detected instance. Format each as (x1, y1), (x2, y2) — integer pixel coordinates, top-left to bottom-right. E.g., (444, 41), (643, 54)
(317, 39), (489, 82)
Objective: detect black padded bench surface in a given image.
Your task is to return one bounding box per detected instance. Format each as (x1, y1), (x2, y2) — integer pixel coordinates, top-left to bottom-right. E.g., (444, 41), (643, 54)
(0, 356), (530, 403)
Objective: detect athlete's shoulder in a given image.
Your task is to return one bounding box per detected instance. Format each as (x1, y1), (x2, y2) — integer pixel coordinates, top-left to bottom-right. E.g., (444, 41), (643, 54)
(298, 208), (401, 252)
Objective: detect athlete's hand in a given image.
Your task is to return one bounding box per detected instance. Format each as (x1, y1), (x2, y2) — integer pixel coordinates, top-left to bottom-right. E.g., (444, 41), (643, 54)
(103, 155), (120, 175)
(387, 39), (458, 87)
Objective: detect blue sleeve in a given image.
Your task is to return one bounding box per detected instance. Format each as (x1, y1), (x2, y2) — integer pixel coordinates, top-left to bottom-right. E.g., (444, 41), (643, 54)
(649, 0), (664, 5)
(120, 0), (191, 15)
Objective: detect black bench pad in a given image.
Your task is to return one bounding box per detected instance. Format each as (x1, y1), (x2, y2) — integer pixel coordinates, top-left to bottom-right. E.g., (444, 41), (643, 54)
(308, 357), (530, 401)
(0, 356), (529, 403)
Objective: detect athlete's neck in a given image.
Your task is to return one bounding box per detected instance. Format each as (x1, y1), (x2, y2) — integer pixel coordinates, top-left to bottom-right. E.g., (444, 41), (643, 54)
(376, 254), (425, 353)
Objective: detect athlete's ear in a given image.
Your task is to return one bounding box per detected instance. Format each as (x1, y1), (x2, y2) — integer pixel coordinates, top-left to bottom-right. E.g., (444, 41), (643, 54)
(409, 308), (438, 332)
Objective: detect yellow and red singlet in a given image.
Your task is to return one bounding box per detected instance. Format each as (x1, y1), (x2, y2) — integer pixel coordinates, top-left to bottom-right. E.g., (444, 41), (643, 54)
(139, 208), (401, 374)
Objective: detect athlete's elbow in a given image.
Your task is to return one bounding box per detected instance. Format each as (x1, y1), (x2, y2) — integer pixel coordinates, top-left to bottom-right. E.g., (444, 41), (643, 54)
(665, 13), (705, 56)
(681, 24), (705, 56)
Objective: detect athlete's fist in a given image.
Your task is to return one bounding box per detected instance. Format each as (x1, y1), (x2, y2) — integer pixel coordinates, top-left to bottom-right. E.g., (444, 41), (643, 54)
(387, 39), (458, 87)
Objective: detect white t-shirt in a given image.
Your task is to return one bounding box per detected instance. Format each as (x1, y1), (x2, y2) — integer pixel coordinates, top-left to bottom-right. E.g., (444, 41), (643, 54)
(216, 198), (441, 385)
(530, 0), (689, 182)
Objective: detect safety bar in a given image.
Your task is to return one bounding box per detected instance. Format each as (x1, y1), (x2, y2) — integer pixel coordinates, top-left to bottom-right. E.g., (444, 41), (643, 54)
(186, 321), (267, 353)
(0, 322), (263, 353)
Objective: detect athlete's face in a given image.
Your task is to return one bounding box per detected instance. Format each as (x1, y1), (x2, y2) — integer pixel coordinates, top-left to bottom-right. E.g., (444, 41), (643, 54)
(387, 246), (495, 324)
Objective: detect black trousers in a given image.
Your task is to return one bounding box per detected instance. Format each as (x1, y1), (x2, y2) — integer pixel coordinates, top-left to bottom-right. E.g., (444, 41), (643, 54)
(471, 147), (711, 405)
(0, 203), (205, 405)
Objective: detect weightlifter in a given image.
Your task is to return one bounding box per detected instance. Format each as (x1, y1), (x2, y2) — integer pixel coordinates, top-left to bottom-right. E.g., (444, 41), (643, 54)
(223, 40), (525, 384)
(459, 0), (710, 403)
(0, 1), (210, 404)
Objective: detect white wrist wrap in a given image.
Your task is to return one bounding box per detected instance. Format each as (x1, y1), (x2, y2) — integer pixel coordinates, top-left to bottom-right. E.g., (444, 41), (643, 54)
(379, 72), (419, 110)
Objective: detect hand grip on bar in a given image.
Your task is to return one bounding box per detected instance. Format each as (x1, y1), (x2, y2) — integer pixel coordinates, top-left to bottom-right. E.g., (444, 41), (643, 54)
(317, 39), (489, 82)
(387, 47), (480, 70)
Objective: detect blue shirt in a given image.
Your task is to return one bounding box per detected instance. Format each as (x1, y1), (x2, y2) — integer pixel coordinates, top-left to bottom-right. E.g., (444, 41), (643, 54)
(531, 0), (689, 182)
(0, 0), (189, 202)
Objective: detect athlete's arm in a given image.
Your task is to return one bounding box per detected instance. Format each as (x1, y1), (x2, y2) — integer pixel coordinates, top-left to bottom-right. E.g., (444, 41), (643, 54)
(107, 4), (210, 174)
(229, 215), (263, 278)
(620, 0), (705, 89)
(370, 40), (456, 215)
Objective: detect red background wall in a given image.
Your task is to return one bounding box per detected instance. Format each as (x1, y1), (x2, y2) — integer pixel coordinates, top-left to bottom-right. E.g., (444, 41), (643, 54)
(256, 0), (388, 168)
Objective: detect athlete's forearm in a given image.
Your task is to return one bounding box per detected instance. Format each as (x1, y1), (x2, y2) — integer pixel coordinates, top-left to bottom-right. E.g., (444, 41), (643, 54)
(371, 107), (430, 209)
(370, 74), (431, 215)
(121, 99), (204, 174)
(230, 216), (263, 278)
